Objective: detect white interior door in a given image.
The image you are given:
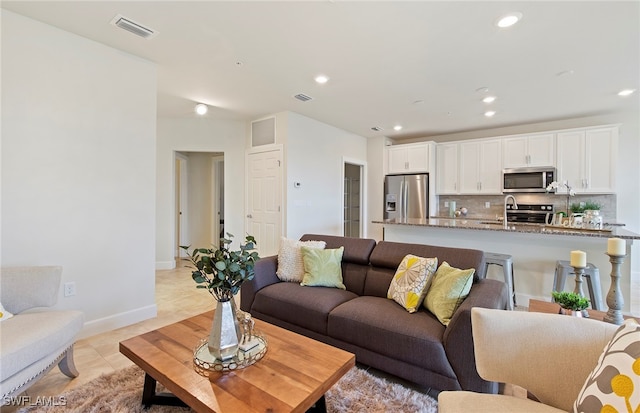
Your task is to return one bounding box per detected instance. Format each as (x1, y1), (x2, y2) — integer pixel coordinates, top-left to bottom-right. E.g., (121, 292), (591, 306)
(247, 149), (282, 257)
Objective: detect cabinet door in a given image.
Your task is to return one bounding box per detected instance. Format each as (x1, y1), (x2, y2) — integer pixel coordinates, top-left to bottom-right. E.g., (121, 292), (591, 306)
(478, 139), (503, 193)
(527, 134), (555, 166)
(502, 137), (528, 168)
(556, 131), (585, 193)
(585, 128), (616, 193)
(387, 146), (408, 173)
(459, 142), (481, 193)
(406, 144), (429, 173)
(436, 143), (458, 194)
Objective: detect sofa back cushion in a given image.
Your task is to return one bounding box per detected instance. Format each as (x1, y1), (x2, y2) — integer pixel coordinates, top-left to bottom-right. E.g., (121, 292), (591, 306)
(365, 241), (485, 298)
(299, 234), (376, 296)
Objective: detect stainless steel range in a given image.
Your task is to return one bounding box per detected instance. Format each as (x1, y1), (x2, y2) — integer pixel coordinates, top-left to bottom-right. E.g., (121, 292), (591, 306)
(506, 203), (554, 224)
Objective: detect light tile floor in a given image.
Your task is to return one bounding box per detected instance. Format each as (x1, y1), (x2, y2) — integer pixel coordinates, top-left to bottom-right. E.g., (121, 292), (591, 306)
(2, 261), (212, 413)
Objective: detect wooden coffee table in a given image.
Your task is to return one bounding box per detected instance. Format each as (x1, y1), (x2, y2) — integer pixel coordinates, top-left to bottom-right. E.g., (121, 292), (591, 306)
(119, 311), (355, 412)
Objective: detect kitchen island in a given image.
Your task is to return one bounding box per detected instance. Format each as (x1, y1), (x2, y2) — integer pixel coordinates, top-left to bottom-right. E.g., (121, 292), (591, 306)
(373, 218), (640, 315)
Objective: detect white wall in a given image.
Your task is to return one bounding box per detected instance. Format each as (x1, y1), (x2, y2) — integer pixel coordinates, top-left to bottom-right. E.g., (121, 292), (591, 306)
(184, 152), (217, 248)
(284, 112), (368, 239)
(156, 118), (246, 269)
(1, 11), (158, 337)
(366, 136), (389, 241)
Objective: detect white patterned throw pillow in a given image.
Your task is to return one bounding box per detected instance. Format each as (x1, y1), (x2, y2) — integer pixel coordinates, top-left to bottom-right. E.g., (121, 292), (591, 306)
(387, 254), (438, 313)
(573, 318), (640, 413)
(276, 237), (326, 282)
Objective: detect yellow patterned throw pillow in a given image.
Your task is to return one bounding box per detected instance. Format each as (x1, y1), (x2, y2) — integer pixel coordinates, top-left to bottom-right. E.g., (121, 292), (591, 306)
(573, 319), (640, 413)
(387, 255), (437, 313)
(0, 301), (14, 322)
(423, 262), (475, 326)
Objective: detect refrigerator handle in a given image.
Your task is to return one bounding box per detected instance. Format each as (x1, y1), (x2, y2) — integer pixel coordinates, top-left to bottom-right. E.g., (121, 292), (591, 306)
(399, 179), (405, 220)
(403, 179), (409, 220)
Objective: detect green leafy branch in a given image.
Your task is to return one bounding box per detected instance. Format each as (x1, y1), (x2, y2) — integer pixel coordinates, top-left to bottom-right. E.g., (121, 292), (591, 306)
(180, 233), (259, 301)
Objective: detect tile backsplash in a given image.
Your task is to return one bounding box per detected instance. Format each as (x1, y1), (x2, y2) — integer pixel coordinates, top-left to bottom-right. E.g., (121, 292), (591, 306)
(437, 194), (617, 223)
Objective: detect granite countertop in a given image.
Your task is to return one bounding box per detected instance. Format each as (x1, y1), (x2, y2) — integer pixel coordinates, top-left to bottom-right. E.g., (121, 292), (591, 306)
(372, 217), (640, 240)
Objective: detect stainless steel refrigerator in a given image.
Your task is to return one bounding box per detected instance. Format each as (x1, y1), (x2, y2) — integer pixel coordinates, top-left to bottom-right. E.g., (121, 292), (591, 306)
(384, 173), (429, 221)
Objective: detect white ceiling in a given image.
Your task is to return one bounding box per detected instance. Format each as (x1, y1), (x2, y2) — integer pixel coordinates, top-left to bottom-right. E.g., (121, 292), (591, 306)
(3, 1), (639, 140)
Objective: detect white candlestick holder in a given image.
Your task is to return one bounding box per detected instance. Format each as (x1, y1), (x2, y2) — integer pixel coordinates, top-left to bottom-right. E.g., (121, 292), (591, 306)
(571, 265), (589, 318)
(604, 253), (626, 325)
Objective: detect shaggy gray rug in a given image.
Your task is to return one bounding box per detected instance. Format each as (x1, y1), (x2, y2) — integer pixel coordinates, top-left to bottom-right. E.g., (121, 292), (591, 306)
(18, 365), (438, 413)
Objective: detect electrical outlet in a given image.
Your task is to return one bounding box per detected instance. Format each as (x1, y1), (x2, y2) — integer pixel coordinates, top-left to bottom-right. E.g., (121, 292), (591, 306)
(485, 202), (491, 208)
(64, 282), (76, 297)
(444, 201), (449, 207)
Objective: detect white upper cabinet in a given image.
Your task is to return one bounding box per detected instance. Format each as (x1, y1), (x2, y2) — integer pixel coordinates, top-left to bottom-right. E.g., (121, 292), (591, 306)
(556, 126), (618, 194)
(459, 139), (503, 194)
(436, 143), (459, 194)
(503, 133), (555, 168)
(387, 142), (432, 174)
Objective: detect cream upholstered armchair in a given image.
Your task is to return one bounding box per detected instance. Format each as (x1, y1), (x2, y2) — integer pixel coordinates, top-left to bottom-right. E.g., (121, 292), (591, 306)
(0, 266), (84, 403)
(438, 307), (620, 413)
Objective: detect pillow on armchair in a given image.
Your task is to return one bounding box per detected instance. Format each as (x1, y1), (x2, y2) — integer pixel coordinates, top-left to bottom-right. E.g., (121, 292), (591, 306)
(573, 318), (640, 413)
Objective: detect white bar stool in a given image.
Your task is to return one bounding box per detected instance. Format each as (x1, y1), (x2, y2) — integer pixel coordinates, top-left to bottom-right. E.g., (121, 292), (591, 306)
(484, 252), (515, 310)
(552, 260), (603, 310)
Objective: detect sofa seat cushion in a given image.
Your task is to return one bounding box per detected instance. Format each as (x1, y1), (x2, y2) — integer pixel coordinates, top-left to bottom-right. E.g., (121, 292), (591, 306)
(0, 310), (84, 380)
(251, 282), (358, 335)
(328, 296), (455, 377)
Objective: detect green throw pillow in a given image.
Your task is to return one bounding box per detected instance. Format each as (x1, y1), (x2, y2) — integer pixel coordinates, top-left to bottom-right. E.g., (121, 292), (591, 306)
(387, 254), (438, 313)
(424, 261), (475, 326)
(300, 246), (346, 290)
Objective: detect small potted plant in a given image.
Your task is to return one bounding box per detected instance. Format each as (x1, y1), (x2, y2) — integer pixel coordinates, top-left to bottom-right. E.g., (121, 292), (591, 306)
(551, 291), (590, 317)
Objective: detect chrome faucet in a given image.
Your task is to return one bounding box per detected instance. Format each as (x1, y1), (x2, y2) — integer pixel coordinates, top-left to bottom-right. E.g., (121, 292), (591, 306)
(503, 195), (518, 229)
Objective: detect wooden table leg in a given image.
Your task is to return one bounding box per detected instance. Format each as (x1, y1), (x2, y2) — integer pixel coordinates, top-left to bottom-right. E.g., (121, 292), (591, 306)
(142, 373), (188, 409)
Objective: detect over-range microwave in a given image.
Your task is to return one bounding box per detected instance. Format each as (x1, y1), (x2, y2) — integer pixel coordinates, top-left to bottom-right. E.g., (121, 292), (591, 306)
(503, 167), (555, 193)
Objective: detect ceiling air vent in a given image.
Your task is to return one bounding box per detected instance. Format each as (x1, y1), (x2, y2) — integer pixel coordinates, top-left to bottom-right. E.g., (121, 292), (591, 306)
(110, 14), (158, 39)
(371, 126), (383, 131)
(294, 93), (313, 102)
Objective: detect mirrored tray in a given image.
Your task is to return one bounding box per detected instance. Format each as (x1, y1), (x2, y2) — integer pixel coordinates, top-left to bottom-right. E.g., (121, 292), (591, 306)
(193, 332), (267, 376)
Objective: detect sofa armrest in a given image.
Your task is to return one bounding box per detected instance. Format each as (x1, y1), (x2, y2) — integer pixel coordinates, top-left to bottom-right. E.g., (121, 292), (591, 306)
(442, 278), (509, 393)
(240, 255), (279, 312)
(0, 266), (62, 314)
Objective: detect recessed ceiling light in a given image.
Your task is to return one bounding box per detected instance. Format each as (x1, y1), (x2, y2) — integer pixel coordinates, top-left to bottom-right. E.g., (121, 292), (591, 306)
(195, 103), (208, 115)
(484, 111), (496, 117)
(393, 125), (403, 131)
(618, 89), (636, 97)
(482, 96), (496, 103)
(314, 75), (329, 84)
(496, 12), (522, 28)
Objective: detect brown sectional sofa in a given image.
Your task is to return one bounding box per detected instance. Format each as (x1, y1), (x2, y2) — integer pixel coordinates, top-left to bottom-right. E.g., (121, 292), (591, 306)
(240, 234), (509, 394)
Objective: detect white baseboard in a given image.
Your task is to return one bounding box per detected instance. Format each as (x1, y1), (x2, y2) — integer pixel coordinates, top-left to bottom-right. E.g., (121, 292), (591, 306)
(156, 260), (176, 270)
(78, 304), (157, 339)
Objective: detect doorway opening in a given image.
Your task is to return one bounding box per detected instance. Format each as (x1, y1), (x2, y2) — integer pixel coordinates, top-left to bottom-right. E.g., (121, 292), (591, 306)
(343, 162), (363, 237)
(175, 151), (224, 259)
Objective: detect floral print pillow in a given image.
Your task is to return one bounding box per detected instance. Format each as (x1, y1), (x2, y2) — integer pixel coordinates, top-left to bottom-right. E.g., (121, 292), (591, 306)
(574, 319), (640, 413)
